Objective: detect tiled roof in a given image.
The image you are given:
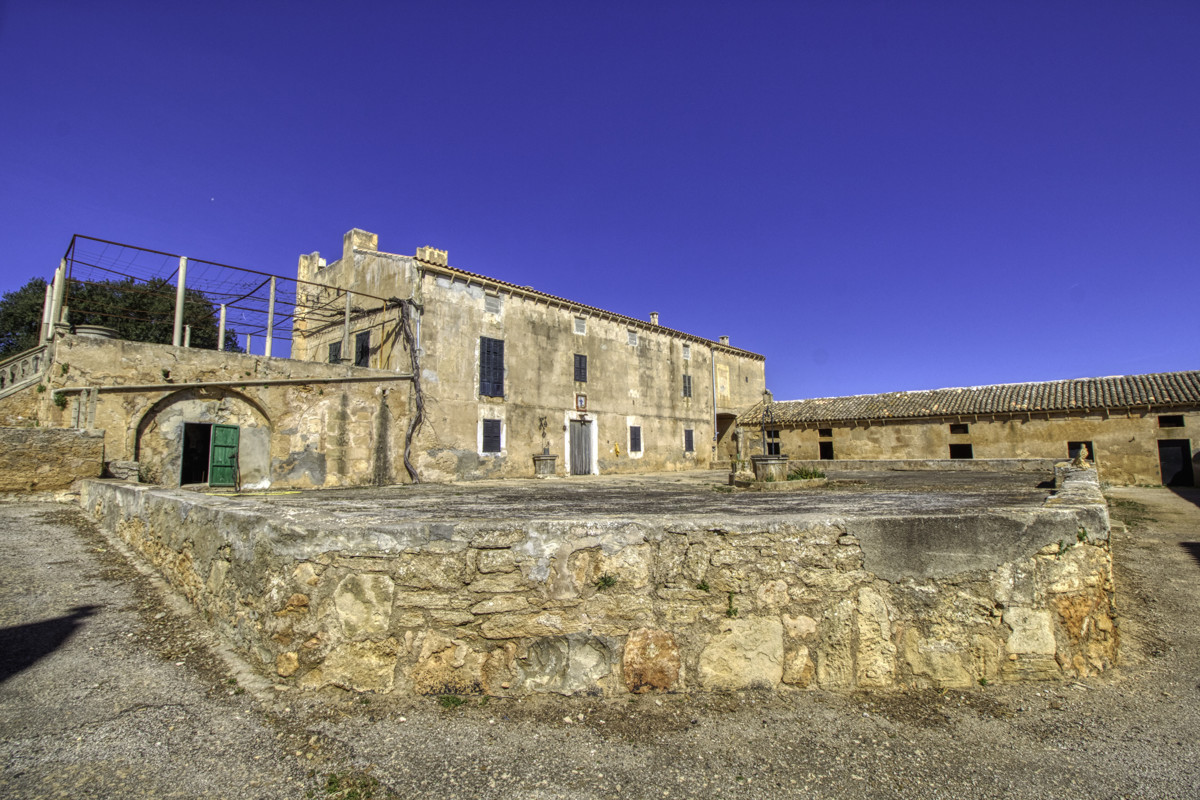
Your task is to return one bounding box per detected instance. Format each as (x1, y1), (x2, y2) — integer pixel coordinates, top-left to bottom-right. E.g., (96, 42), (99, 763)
(739, 371), (1200, 425)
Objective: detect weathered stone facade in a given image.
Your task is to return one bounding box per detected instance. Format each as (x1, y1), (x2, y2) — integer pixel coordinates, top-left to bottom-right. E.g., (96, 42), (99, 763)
(79, 467), (1115, 695)
(740, 373), (1200, 487)
(293, 229), (766, 480)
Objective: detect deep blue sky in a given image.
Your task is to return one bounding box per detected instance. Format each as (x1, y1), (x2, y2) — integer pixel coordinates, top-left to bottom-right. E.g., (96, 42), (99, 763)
(2, 1), (1196, 400)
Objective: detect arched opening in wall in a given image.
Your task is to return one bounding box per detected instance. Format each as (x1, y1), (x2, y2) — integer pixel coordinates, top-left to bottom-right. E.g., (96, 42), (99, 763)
(135, 387), (271, 487)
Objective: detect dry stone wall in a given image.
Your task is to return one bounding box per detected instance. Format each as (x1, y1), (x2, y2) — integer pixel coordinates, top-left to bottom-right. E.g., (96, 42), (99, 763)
(79, 468), (1114, 695)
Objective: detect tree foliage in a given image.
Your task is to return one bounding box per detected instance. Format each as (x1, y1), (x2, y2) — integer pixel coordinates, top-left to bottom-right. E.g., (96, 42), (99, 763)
(0, 276), (239, 359)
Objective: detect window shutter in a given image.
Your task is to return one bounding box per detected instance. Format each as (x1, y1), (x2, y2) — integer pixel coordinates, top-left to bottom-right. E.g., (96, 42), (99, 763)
(574, 354), (587, 382)
(328, 341), (341, 363)
(480, 337), (504, 397)
(355, 331), (370, 367)
(482, 419), (502, 453)
(630, 426), (642, 453)
(684, 429), (694, 452)
(682, 374), (692, 398)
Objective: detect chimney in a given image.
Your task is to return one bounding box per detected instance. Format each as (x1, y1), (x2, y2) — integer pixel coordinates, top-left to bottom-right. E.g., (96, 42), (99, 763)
(416, 246), (449, 266)
(719, 335), (729, 346)
(650, 311), (659, 325)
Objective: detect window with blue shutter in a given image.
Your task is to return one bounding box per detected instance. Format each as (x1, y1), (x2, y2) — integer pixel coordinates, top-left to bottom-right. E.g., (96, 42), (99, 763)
(574, 354), (587, 383)
(480, 337), (504, 397)
(482, 419), (502, 453)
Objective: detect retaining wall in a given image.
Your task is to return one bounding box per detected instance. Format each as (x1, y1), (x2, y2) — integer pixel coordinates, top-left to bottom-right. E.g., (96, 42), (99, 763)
(0, 427), (104, 491)
(79, 469), (1115, 695)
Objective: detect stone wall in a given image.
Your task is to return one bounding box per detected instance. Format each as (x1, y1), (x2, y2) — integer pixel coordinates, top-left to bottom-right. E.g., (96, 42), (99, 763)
(0, 427), (103, 491)
(751, 413), (1199, 486)
(80, 468), (1115, 695)
(784, 458), (1060, 474)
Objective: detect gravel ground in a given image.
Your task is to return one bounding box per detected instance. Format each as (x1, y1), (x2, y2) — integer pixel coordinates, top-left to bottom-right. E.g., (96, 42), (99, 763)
(1, 485), (1198, 799)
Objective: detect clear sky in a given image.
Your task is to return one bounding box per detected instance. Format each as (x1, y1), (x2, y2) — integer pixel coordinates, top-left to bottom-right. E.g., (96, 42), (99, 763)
(1, 1), (1196, 401)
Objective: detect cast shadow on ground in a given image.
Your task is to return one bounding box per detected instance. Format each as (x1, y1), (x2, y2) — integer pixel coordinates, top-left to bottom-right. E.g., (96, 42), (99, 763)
(1180, 542), (1200, 572)
(0, 605), (100, 684)
(1169, 486), (1200, 511)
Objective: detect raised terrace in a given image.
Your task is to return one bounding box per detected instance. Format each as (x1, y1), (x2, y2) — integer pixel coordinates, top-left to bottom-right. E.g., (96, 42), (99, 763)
(80, 466), (1116, 697)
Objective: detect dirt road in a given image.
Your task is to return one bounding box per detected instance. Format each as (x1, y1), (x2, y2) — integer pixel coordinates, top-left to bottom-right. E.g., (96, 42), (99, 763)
(2, 487), (1198, 799)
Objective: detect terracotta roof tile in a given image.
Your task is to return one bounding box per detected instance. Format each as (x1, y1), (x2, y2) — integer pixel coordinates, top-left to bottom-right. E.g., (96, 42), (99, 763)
(740, 371), (1200, 425)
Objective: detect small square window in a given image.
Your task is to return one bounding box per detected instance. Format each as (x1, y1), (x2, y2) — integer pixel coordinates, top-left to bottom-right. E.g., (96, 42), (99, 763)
(682, 343), (691, 360)
(328, 341), (342, 363)
(574, 353), (587, 383)
(1159, 415), (1185, 428)
(482, 419), (502, 453)
(767, 429), (781, 456)
(949, 423), (969, 435)
(628, 330), (638, 346)
(485, 294), (501, 314)
(354, 331), (370, 367)
(684, 429), (694, 452)
(629, 425), (642, 453)
(949, 444), (974, 459)
(574, 317), (586, 335)
(817, 428), (832, 438)
(682, 374), (693, 398)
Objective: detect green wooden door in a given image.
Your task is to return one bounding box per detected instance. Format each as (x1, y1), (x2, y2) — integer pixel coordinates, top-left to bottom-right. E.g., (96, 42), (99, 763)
(208, 424), (240, 487)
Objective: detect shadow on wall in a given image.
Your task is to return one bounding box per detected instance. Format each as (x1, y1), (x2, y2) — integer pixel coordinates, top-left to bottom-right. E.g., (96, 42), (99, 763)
(0, 605), (100, 684)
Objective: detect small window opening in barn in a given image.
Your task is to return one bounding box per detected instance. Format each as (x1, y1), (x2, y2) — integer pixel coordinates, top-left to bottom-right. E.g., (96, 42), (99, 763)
(574, 317), (586, 335)
(819, 440), (834, 460)
(629, 425), (642, 453)
(684, 429), (695, 452)
(328, 341), (342, 363)
(574, 354), (588, 383)
(354, 331), (370, 367)
(1068, 441), (1095, 462)
(485, 294), (502, 314)
(1159, 415), (1185, 428)
(479, 337), (504, 397)
(949, 423), (969, 435)
(482, 419), (502, 453)
(766, 429), (781, 456)
(180, 423), (212, 485)
(949, 443), (974, 459)
(682, 374), (693, 398)
(682, 343), (691, 360)
(628, 330), (638, 346)
(818, 428), (832, 438)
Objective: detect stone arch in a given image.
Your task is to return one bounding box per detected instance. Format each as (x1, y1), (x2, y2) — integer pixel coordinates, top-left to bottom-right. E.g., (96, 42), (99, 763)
(135, 387), (272, 487)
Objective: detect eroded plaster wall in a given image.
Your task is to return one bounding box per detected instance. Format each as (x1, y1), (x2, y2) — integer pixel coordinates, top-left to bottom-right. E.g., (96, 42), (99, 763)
(31, 335), (412, 489)
(292, 231), (767, 481)
(751, 413), (1200, 486)
(79, 468), (1115, 696)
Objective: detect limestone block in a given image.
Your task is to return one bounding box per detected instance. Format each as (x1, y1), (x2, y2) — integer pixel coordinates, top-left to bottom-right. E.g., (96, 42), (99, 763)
(206, 560), (230, 594)
(595, 544), (653, 590)
(299, 639), (399, 692)
(756, 580), (790, 609)
(855, 587), (897, 688)
(276, 651), (299, 677)
(699, 617), (784, 691)
(333, 574), (395, 640)
(515, 634), (616, 695)
(469, 572), (531, 594)
(410, 633), (485, 695)
(903, 631), (973, 688)
(470, 594), (530, 615)
(392, 590), (471, 610)
(776, 645), (811, 691)
(622, 628), (681, 693)
(1003, 607), (1056, 655)
(471, 527), (526, 549)
(476, 549), (517, 574)
(393, 553), (468, 590)
(783, 614), (817, 640)
(480, 611), (571, 640)
(817, 599), (855, 690)
(293, 562), (321, 587)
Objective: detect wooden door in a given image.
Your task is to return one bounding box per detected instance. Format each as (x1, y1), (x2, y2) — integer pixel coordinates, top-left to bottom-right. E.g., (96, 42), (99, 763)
(570, 420), (590, 475)
(209, 424), (240, 487)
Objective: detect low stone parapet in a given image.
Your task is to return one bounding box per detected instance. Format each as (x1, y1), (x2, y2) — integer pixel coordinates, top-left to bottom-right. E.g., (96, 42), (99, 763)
(788, 458), (1060, 474)
(0, 427), (104, 491)
(79, 472), (1115, 696)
